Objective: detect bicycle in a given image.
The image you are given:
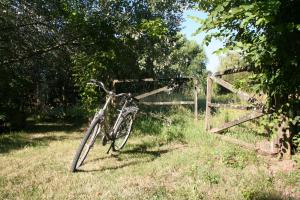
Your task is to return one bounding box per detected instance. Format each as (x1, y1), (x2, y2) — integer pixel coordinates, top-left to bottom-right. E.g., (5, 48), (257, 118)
(70, 79), (139, 172)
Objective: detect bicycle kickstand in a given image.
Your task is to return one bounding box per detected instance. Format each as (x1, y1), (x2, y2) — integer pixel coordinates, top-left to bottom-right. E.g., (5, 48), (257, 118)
(106, 143), (113, 154)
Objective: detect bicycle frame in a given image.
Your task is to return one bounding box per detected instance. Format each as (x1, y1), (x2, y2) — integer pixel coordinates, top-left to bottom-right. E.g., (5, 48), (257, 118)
(94, 94), (131, 141)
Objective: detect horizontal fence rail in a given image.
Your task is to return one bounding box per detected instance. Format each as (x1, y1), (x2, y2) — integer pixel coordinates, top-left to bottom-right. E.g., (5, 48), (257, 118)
(140, 101), (194, 106)
(209, 103), (263, 112)
(210, 112), (264, 133)
(134, 86), (169, 100)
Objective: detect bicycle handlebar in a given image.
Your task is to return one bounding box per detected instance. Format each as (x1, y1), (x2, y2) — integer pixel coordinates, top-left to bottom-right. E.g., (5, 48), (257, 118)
(89, 79), (110, 94)
(88, 79), (138, 102)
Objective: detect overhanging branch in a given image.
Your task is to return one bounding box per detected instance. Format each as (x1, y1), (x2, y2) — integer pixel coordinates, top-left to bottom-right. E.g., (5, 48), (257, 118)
(1, 40), (79, 65)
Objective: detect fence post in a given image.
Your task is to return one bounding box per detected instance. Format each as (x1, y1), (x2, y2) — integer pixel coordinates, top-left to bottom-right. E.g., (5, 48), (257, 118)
(205, 74), (212, 130)
(194, 78), (198, 121)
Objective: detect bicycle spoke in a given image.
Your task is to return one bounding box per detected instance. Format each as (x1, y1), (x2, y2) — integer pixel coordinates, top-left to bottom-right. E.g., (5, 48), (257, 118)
(113, 113), (134, 151)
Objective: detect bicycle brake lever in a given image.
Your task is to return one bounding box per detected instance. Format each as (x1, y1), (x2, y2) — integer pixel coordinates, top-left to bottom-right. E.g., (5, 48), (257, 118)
(87, 82), (96, 86)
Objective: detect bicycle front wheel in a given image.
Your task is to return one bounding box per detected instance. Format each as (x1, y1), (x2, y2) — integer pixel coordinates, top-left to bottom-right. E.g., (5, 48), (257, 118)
(70, 116), (103, 172)
(112, 112), (135, 151)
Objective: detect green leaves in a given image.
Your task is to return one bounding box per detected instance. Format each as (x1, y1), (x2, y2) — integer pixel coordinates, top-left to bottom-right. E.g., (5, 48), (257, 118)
(139, 18), (168, 39)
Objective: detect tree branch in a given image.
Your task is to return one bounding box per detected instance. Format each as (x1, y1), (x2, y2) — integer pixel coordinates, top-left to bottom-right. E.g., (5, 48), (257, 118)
(0, 21), (51, 32)
(1, 41), (79, 65)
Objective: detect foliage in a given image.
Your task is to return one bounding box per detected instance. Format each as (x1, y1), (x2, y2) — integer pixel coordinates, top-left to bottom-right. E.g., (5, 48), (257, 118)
(221, 146), (255, 169)
(214, 51), (252, 94)
(218, 52), (252, 90)
(159, 35), (206, 77)
(36, 105), (87, 122)
(72, 34), (206, 113)
(194, 0), (300, 145)
(160, 107), (189, 143)
(0, 0), (77, 127)
(0, 115), (5, 121)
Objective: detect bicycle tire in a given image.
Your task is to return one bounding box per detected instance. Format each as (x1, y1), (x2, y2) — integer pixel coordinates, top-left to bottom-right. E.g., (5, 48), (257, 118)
(112, 107), (137, 151)
(70, 115), (104, 172)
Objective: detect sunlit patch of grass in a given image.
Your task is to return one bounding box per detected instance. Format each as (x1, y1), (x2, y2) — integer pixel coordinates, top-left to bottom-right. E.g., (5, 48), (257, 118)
(277, 170), (300, 188)
(217, 144), (259, 169)
(238, 172), (279, 200)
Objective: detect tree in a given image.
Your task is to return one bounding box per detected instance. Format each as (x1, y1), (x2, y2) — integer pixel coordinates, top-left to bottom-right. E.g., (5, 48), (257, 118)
(195, 0), (300, 155)
(0, 0), (76, 127)
(162, 35), (206, 77)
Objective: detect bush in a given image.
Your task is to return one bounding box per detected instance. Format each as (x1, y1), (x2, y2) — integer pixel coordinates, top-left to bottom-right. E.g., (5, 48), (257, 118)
(133, 106), (191, 143)
(36, 105), (87, 122)
(221, 146), (258, 169)
(8, 112), (27, 129)
(64, 106), (87, 121)
(160, 106), (191, 143)
(292, 134), (300, 153)
(0, 114), (6, 128)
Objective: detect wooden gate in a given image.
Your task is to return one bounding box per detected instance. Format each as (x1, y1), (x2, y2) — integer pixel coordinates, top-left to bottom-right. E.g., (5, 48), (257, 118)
(204, 67), (289, 157)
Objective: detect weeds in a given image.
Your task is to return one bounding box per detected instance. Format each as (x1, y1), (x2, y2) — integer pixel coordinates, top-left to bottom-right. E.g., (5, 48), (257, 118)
(134, 106), (191, 144)
(220, 146), (258, 169)
(239, 173), (277, 200)
(278, 171), (300, 186)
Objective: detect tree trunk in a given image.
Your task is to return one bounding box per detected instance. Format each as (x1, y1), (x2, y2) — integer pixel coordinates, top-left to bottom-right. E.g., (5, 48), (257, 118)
(271, 94), (293, 159)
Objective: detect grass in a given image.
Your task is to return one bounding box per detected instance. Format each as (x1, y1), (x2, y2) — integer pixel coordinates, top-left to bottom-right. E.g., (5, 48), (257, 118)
(0, 104), (299, 199)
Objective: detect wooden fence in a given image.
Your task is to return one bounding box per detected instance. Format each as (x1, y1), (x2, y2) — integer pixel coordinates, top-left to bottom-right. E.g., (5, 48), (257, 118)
(113, 77), (199, 120)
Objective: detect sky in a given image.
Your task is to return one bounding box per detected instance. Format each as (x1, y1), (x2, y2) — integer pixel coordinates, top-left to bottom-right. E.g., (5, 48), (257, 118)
(181, 10), (223, 72)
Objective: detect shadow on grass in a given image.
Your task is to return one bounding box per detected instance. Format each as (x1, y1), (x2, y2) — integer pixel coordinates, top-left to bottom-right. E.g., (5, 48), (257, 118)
(0, 122), (84, 154)
(242, 192), (297, 200)
(23, 122), (84, 134)
(0, 134), (71, 154)
(79, 145), (169, 172)
(79, 143), (185, 173)
(122, 144), (169, 158)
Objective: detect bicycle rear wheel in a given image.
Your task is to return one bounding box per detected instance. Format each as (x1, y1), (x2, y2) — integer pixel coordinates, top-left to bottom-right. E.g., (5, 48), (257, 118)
(112, 112), (135, 151)
(70, 116), (103, 172)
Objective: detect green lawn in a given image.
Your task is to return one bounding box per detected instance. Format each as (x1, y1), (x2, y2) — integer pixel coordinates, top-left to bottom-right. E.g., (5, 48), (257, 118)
(0, 110), (299, 200)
